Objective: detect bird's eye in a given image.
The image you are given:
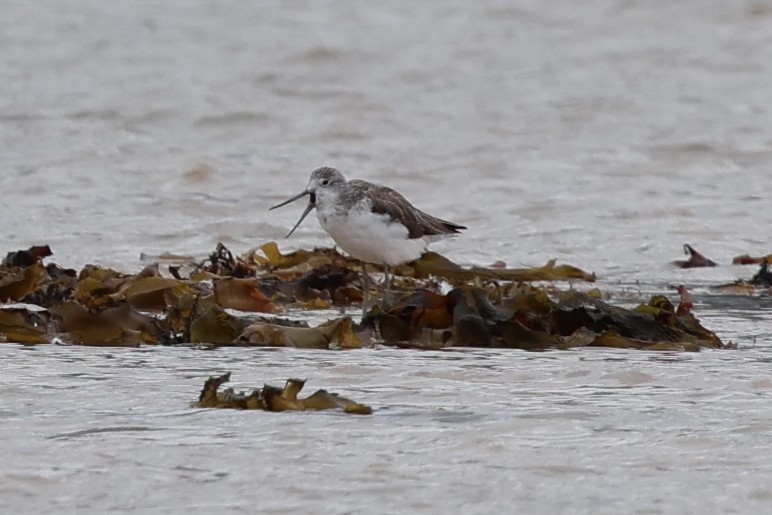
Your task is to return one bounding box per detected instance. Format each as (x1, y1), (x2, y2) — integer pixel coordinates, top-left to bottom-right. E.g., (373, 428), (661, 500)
(321, 179), (329, 186)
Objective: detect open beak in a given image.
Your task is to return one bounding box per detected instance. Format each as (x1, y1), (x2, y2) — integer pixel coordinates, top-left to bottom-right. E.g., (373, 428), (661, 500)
(269, 190), (316, 238)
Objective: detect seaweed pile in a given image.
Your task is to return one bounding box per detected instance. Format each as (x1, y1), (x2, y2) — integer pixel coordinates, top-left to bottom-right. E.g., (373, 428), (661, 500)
(194, 372), (372, 414)
(673, 244), (772, 292)
(0, 242), (737, 351)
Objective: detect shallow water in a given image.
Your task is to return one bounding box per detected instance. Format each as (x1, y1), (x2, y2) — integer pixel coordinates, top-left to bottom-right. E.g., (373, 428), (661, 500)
(1, 1), (772, 513)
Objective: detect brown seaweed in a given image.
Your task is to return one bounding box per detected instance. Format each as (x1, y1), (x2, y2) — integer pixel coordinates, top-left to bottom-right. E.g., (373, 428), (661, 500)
(2, 245), (52, 268)
(714, 260), (772, 292)
(237, 316), (356, 349)
(194, 372), (372, 414)
(0, 242), (728, 351)
(367, 285), (724, 351)
(0, 262), (46, 302)
(750, 261), (772, 288)
(406, 252), (596, 283)
(213, 277), (274, 312)
(50, 301), (163, 347)
(732, 253), (772, 266)
(188, 304), (252, 345)
(673, 244), (718, 268)
(0, 306), (57, 344)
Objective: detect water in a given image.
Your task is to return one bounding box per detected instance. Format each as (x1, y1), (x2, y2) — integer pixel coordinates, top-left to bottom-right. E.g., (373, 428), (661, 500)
(1, 1), (772, 513)
(3, 345), (772, 514)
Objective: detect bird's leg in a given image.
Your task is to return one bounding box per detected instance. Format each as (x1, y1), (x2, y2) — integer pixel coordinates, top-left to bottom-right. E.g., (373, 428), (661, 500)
(381, 265), (397, 309)
(361, 261), (372, 313)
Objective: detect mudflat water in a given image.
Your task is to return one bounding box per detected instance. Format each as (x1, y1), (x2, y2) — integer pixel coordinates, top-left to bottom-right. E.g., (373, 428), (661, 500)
(1, 1), (771, 513)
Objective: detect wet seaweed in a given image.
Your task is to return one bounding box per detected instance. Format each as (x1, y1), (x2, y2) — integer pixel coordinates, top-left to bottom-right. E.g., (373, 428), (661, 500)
(194, 372), (372, 414)
(732, 253), (772, 266)
(0, 242), (733, 351)
(672, 244), (717, 268)
(714, 258), (772, 293)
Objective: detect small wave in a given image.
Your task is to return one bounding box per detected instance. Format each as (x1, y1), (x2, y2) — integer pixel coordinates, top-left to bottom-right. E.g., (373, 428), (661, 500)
(48, 426), (162, 440)
(194, 111), (272, 127)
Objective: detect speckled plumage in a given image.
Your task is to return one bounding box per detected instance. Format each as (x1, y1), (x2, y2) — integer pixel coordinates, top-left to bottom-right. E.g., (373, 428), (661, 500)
(312, 167), (464, 236)
(305, 167), (465, 266)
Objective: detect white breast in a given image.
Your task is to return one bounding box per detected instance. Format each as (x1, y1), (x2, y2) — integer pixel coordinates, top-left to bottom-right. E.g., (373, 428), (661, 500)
(317, 205), (428, 266)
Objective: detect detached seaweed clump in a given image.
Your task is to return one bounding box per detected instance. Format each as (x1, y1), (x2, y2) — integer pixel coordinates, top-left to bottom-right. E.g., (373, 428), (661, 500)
(669, 244), (772, 294)
(0, 242), (729, 351)
(194, 372), (372, 414)
(715, 258), (772, 293)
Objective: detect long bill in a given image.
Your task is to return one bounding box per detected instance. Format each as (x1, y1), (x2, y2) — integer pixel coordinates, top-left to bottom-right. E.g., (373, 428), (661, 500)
(269, 190), (311, 211)
(269, 190), (315, 238)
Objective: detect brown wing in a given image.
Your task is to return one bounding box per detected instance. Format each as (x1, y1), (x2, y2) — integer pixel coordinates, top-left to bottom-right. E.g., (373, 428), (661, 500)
(367, 185), (466, 239)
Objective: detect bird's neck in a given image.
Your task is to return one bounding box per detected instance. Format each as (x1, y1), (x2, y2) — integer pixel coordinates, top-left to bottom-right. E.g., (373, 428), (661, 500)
(314, 188), (342, 213)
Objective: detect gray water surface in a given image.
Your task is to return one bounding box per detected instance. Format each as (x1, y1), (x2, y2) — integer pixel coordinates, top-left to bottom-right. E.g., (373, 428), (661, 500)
(1, 1), (771, 513)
